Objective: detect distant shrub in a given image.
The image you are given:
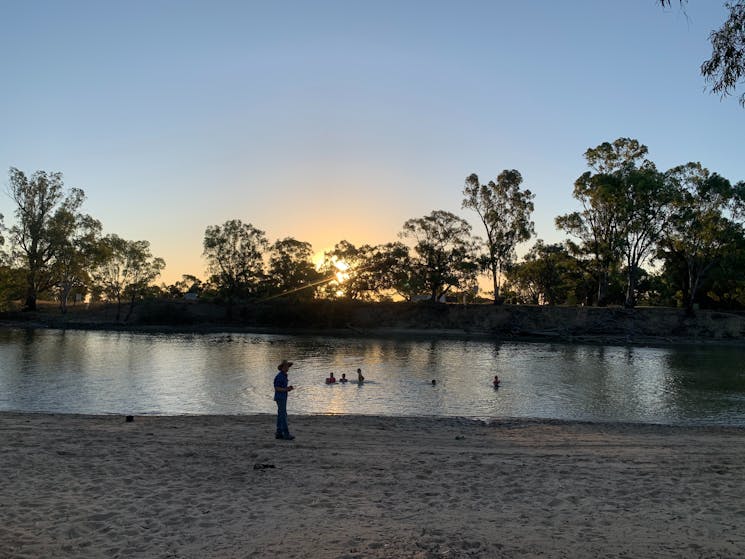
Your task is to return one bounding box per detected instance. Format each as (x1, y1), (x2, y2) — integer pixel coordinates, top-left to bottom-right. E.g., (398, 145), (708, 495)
(137, 301), (194, 325)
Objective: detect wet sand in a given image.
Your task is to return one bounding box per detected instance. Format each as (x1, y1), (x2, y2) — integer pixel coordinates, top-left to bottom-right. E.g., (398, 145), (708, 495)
(1, 413), (744, 558)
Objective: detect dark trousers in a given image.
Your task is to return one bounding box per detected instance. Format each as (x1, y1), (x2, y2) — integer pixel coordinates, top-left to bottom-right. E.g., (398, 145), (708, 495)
(275, 398), (289, 435)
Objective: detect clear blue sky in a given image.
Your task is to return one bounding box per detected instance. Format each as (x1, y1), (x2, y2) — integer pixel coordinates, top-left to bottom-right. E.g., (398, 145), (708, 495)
(1, 0), (742, 283)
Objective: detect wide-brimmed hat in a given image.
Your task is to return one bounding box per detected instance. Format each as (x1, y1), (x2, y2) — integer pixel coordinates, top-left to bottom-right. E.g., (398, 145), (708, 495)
(278, 359), (294, 370)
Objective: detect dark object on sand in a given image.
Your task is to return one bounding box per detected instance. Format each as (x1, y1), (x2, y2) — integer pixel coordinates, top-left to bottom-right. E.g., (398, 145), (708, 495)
(125, 415), (134, 422)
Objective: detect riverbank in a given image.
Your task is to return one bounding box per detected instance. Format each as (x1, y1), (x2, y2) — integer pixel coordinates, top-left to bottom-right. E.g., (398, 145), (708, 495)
(2, 413), (743, 558)
(2, 300), (745, 346)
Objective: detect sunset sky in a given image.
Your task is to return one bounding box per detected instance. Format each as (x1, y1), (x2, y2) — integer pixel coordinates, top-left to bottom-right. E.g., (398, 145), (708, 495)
(1, 1), (743, 284)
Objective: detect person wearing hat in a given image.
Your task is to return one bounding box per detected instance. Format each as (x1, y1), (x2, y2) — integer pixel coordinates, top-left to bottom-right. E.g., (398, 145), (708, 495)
(274, 359), (295, 440)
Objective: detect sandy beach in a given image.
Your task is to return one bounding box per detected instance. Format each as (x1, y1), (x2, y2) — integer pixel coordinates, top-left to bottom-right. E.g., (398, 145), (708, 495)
(1, 413), (744, 558)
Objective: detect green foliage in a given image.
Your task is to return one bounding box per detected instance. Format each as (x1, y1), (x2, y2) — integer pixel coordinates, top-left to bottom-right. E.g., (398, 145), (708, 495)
(504, 240), (585, 305)
(657, 162), (745, 311)
(556, 138), (673, 308)
(701, 1), (745, 106)
(6, 167), (86, 310)
(660, 1), (745, 106)
(51, 213), (102, 313)
(0, 265), (25, 310)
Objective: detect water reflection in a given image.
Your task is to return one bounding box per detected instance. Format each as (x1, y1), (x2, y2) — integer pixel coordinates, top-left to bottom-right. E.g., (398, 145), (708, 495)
(0, 328), (743, 425)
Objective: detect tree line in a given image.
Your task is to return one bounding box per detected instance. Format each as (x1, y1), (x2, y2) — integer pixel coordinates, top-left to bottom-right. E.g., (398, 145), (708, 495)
(0, 168), (164, 319)
(1, 137), (744, 317)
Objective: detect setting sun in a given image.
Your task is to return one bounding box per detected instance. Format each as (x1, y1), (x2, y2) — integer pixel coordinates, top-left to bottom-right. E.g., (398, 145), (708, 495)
(333, 259), (350, 284)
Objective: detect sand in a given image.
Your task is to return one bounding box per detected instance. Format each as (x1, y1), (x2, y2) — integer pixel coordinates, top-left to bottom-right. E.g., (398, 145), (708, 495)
(1, 413), (744, 559)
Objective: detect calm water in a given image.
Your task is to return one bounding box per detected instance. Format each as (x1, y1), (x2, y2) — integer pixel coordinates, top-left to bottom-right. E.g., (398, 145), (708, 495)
(1, 328), (744, 426)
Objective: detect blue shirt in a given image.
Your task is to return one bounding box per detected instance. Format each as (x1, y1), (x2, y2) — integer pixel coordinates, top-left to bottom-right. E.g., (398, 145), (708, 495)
(274, 371), (288, 401)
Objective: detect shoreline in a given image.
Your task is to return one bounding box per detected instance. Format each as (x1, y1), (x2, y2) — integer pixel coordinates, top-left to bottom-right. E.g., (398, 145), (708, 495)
(3, 410), (745, 430)
(2, 412), (744, 558)
(3, 319), (745, 349)
(3, 301), (745, 348)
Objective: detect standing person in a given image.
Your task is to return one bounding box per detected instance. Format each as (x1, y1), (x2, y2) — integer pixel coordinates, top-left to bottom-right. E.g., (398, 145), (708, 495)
(357, 368), (365, 383)
(274, 359), (295, 440)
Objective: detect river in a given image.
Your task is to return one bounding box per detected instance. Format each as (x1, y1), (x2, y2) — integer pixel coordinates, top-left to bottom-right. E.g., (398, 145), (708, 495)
(1, 328), (744, 425)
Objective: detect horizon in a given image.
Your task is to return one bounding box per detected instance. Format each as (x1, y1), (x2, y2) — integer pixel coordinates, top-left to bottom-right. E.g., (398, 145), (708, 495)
(1, 1), (743, 285)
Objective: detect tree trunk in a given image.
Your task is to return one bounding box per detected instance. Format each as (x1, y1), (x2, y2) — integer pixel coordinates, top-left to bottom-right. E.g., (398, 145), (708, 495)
(24, 272), (37, 311)
(492, 264), (501, 305)
(624, 266), (637, 308)
(686, 265), (701, 314)
(124, 295), (136, 322)
(59, 284), (71, 314)
(596, 270), (608, 307)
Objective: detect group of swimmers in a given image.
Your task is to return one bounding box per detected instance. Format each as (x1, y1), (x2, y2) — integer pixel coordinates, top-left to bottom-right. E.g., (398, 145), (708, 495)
(324, 369), (500, 388)
(325, 368), (365, 384)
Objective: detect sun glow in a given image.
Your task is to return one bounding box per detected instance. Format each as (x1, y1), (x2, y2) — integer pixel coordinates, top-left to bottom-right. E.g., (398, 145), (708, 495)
(311, 251), (351, 290)
(331, 258), (350, 284)
(333, 260), (349, 272)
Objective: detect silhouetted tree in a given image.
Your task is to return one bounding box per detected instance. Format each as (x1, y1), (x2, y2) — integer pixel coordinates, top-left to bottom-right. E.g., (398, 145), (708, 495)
(318, 240), (367, 300)
(505, 240), (583, 305)
(462, 170), (534, 304)
(203, 219), (267, 317)
(267, 237), (321, 300)
(400, 210), (480, 302)
(361, 242), (418, 301)
(90, 235), (165, 321)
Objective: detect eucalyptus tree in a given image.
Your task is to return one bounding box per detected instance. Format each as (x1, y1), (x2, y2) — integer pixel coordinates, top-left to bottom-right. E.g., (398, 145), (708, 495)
(90, 235), (165, 321)
(52, 214), (102, 313)
(162, 274), (204, 299)
(318, 240), (368, 300)
(616, 164), (675, 308)
(203, 219), (268, 316)
(659, 163), (745, 311)
(267, 237), (321, 301)
(505, 240), (583, 306)
(0, 265), (25, 310)
(556, 138), (672, 307)
(462, 170), (535, 304)
(6, 167), (86, 310)
(660, 1), (745, 106)
(362, 242), (418, 301)
(400, 210), (480, 302)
